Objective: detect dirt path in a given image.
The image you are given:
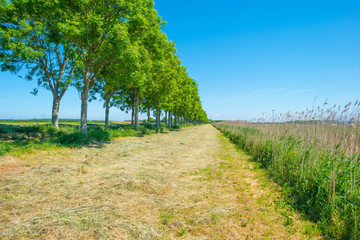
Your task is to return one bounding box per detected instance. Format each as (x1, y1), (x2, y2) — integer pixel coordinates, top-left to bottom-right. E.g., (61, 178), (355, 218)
(0, 125), (320, 239)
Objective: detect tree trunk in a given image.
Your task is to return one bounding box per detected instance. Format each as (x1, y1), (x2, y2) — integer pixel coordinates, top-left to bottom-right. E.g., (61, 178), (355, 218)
(174, 114), (177, 126)
(52, 96), (60, 128)
(105, 98), (110, 129)
(80, 90), (88, 135)
(164, 111), (167, 125)
(168, 111), (171, 128)
(147, 108), (151, 124)
(131, 104), (134, 126)
(156, 108), (160, 129)
(134, 91), (140, 131)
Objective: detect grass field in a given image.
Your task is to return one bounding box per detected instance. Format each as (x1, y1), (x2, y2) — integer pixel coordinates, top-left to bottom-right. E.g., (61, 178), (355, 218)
(214, 121), (360, 239)
(0, 124), (321, 239)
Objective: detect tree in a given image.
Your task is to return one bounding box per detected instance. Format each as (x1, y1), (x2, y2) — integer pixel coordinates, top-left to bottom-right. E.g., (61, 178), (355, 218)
(58, 0), (139, 134)
(90, 42), (143, 129)
(142, 30), (176, 129)
(124, 0), (163, 131)
(0, 0), (76, 128)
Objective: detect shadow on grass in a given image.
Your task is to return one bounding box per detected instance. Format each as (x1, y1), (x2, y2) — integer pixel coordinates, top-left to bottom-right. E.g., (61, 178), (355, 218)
(0, 122), (194, 156)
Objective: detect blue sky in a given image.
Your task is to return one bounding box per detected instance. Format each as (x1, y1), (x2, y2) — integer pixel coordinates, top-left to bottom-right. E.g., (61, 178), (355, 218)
(1, 0), (360, 120)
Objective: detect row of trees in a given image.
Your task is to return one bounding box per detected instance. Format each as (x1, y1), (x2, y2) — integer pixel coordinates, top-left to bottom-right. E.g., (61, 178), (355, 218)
(0, 0), (208, 134)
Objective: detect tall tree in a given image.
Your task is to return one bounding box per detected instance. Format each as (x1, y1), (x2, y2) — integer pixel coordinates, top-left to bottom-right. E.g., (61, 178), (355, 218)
(59, 0), (137, 134)
(144, 35), (178, 129)
(124, 0), (164, 131)
(0, 0), (76, 128)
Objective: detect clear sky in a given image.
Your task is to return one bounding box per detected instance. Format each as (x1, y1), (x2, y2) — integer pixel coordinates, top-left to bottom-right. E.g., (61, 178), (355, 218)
(1, 0), (360, 121)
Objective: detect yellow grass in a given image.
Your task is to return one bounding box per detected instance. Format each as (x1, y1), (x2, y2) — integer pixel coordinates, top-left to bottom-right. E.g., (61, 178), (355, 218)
(0, 125), (321, 239)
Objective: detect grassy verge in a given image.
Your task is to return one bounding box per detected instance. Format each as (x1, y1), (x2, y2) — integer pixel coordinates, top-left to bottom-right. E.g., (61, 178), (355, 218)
(0, 121), (193, 157)
(214, 122), (360, 239)
(166, 132), (321, 239)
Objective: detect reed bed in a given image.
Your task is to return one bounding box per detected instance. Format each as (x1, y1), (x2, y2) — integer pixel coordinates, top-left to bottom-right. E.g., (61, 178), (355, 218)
(214, 101), (360, 239)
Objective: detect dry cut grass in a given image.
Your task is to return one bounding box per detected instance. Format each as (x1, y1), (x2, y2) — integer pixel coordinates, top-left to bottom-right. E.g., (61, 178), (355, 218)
(0, 125), (320, 239)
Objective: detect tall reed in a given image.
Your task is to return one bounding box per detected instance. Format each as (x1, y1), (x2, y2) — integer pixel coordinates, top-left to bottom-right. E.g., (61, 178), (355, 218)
(214, 100), (360, 239)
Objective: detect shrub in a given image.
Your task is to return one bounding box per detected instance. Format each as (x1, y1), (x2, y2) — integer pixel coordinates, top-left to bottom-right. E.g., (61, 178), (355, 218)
(39, 124), (59, 137)
(88, 127), (111, 141)
(140, 126), (152, 136)
(57, 132), (89, 146)
(14, 125), (41, 133)
(0, 142), (13, 156)
(0, 127), (7, 134)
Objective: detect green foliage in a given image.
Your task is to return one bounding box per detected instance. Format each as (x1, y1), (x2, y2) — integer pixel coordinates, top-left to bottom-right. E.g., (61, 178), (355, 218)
(0, 142), (13, 156)
(140, 127), (152, 136)
(57, 132), (89, 146)
(343, 204), (356, 240)
(0, 0), (209, 134)
(88, 127), (111, 142)
(214, 123), (360, 239)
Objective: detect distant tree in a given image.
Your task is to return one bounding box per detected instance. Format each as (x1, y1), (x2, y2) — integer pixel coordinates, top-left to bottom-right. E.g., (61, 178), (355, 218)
(89, 75), (119, 129)
(124, 0), (164, 131)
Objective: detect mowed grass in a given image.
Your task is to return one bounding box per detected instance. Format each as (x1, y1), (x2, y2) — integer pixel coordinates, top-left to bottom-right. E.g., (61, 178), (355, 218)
(159, 133), (321, 239)
(0, 120), (185, 157)
(0, 125), (321, 239)
(214, 121), (360, 239)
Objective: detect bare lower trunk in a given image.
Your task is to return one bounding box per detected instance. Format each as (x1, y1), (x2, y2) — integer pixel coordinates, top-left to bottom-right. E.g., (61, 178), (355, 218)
(174, 114), (177, 126)
(52, 97), (60, 128)
(131, 105), (134, 126)
(105, 98), (110, 129)
(156, 109), (160, 129)
(134, 92), (140, 131)
(168, 111), (171, 128)
(147, 108), (151, 124)
(164, 111), (167, 125)
(80, 90), (88, 135)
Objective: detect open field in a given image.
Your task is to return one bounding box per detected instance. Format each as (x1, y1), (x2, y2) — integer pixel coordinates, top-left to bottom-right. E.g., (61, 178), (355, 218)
(0, 125), (320, 239)
(214, 121), (360, 239)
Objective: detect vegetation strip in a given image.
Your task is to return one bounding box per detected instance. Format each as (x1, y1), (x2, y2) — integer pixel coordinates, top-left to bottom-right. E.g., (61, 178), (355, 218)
(214, 122), (360, 239)
(0, 120), (193, 157)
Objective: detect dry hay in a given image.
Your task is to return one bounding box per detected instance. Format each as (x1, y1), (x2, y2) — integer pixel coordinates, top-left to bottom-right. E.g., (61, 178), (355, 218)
(0, 125), (320, 239)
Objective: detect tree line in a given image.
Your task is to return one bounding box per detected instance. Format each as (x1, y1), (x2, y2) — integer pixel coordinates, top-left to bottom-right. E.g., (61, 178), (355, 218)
(0, 0), (208, 134)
